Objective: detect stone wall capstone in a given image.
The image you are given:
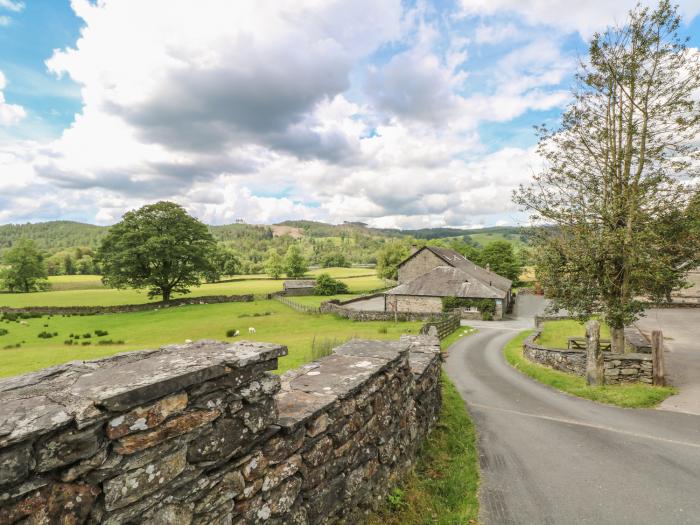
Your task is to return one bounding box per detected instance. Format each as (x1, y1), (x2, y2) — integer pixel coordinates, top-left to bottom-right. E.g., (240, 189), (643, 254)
(0, 335), (442, 524)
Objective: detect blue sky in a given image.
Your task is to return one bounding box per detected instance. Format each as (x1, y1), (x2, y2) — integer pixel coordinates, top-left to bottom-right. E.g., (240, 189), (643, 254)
(0, 0), (699, 227)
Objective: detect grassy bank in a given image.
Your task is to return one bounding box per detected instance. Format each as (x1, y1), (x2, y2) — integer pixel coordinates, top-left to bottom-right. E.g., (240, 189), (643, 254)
(504, 331), (676, 408)
(0, 300), (422, 378)
(440, 326), (476, 352)
(368, 373), (479, 525)
(538, 319), (611, 348)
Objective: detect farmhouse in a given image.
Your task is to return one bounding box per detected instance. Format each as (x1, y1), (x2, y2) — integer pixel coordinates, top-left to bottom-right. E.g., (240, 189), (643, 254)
(386, 246), (513, 319)
(283, 279), (317, 296)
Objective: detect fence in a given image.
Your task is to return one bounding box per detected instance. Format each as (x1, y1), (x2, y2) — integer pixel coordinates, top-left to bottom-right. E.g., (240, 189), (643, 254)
(420, 313), (461, 340)
(272, 293), (321, 314)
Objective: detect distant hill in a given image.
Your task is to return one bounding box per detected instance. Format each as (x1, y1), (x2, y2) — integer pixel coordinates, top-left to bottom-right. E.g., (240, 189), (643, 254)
(0, 221), (108, 252)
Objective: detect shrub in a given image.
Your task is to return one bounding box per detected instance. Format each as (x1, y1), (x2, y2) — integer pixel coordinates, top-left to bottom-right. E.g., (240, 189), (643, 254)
(310, 335), (350, 360)
(3, 343), (21, 349)
(37, 331), (55, 339)
(82, 333), (92, 339)
(442, 297), (496, 320)
(0, 328), (8, 336)
(64, 339), (73, 345)
(97, 339), (125, 345)
(94, 330), (109, 337)
(81, 341), (92, 346)
(314, 273), (349, 296)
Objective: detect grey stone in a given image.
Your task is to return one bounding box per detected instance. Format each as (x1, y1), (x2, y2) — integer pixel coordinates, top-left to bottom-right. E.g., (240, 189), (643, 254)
(0, 441), (33, 487)
(36, 423), (102, 472)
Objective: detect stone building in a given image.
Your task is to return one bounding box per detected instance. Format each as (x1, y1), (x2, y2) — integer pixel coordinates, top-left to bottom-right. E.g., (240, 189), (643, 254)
(386, 246), (513, 319)
(283, 279), (317, 296)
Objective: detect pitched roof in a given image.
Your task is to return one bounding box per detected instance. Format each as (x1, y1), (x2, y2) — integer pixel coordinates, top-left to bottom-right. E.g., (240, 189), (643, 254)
(401, 246), (512, 292)
(283, 279), (316, 289)
(386, 266), (506, 299)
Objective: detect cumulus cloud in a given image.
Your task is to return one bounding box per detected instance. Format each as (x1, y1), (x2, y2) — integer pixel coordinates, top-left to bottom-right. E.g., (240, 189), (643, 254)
(0, 0), (23, 12)
(0, 71), (25, 126)
(459, 0), (700, 38)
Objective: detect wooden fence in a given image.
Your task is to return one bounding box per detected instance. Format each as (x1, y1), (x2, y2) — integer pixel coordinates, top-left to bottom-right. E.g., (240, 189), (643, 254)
(420, 313), (461, 340)
(272, 294), (321, 314)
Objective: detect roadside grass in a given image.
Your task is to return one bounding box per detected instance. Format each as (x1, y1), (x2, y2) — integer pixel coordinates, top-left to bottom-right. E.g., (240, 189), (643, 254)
(538, 319), (611, 348)
(504, 331), (676, 408)
(1, 270), (385, 308)
(367, 373), (479, 525)
(0, 299), (422, 378)
(440, 326), (476, 353)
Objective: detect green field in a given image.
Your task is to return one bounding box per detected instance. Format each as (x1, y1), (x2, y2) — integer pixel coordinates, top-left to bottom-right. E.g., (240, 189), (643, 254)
(0, 299), (422, 378)
(1, 268), (384, 308)
(538, 319), (611, 348)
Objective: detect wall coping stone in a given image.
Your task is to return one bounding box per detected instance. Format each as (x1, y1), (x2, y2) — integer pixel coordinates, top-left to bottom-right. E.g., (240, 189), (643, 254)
(0, 340), (286, 448)
(524, 330), (651, 361)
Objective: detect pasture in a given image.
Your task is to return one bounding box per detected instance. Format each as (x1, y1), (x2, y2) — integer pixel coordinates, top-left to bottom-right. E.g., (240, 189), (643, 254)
(0, 299), (422, 378)
(2, 268), (384, 308)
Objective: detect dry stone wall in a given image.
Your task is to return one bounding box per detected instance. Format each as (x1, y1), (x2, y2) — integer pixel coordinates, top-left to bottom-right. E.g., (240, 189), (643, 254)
(522, 331), (653, 384)
(0, 335), (441, 524)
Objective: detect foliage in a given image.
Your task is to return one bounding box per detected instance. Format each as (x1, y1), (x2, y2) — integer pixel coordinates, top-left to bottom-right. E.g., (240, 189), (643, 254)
(97, 201), (217, 302)
(226, 328), (239, 338)
(504, 331), (675, 408)
(537, 320), (611, 349)
(1, 239), (49, 293)
(368, 373), (479, 525)
(284, 244), (308, 278)
(207, 245), (242, 281)
(442, 297), (496, 320)
(0, 328), (8, 336)
(376, 240), (410, 280)
(264, 250), (285, 279)
(314, 273), (349, 296)
(514, 2), (700, 350)
(480, 240), (521, 283)
(321, 252), (350, 268)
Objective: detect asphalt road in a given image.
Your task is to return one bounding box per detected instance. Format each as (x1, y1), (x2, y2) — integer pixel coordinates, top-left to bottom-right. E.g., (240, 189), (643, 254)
(445, 295), (700, 525)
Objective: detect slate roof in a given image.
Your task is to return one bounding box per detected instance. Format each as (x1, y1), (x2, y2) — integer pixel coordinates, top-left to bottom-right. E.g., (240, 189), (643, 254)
(401, 246), (512, 292)
(386, 266), (506, 300)
(283, 279), (317, 289)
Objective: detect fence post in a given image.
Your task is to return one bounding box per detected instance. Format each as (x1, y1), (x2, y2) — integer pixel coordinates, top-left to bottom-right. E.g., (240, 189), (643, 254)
(585, 320), (603, 386)
(651, 330), (665, 387)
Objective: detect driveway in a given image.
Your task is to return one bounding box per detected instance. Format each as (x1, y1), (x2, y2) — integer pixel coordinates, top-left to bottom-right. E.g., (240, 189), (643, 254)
(636, 308), (700, 415)
(445, 295), (700, 525)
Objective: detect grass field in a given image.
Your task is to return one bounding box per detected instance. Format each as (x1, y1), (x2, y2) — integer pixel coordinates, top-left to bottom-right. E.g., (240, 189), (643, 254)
(0, 299), (422, 378)
(538, 319), (611, 348)
(504, 330), (676, 408)
(1, 268), (384, 308)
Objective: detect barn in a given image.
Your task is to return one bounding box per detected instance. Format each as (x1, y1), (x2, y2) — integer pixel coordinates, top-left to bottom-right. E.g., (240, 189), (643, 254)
(385, 246), (513, 319)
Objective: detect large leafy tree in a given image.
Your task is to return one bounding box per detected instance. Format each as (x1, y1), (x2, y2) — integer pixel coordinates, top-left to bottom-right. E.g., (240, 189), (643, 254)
(376, 240), (409, 281)
(264, 250), (285, 279)
(284, 244), (308, 278)
(514, 1), (700, 352)
(1, 239), (49, 293)
(97, 201), (217, 302)
(480, 240), (521, 283)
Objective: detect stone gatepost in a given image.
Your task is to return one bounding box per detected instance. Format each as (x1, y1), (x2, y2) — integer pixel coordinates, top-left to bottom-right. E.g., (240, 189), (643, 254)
(586, 320), (604, 386)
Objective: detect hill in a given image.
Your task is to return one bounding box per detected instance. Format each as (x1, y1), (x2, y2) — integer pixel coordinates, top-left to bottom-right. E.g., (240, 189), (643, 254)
(0, 221), (108, 252)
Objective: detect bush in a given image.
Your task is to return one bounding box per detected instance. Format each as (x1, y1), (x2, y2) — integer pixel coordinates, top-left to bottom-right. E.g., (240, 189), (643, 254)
(94, 330), (109, 337)
(97, 339), (125, 345)
(81, 341), (92, 346)
(64, 339), (73, 345)
(442, 297), (496, 320)
(377, 326), (388, 334)
(314, 273), (349, 296)
(82, 333), (92, 339)
(37, 331), (55, 339)
(0, 328), (8, 336)
(3, 343), (21, 349)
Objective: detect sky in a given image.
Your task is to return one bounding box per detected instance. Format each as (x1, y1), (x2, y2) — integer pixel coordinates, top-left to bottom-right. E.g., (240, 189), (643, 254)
(0, 0), (699, 229)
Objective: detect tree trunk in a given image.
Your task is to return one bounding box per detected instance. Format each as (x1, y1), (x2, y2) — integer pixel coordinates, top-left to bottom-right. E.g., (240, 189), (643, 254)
(610, 325), (625, 354)
(162, 288), (171, 303)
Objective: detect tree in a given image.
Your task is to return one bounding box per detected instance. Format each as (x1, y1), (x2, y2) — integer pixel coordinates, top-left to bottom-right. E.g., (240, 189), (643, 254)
(1, 239), (49, 293)
(63, 254), (76, 275)
(207, 246), (242, 281)
(514, 1), (700, 352)
(284, 244), (308, 278)
(322, 252), (350, 268)
(264, 250), (285, 279)
(376, 241), (409, 281)
(97, 201), (216, 302)
(480, 241), (521, 283)
(314, 273), (349, 295)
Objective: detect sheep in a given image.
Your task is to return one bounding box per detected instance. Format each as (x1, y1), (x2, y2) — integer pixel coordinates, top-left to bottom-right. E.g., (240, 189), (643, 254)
(19, 321), (28, 326)
(248, 327), (256, 334)
(185, 339), (193, 344)
(234, 330), (240, 337)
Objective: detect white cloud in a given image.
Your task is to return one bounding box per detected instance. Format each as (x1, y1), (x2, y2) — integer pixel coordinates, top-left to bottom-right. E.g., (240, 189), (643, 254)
(0, 0), (23, 12)
(459, 0), (700, 39)
(0, 71), (26, 126)
(474, 22), (522, 44)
